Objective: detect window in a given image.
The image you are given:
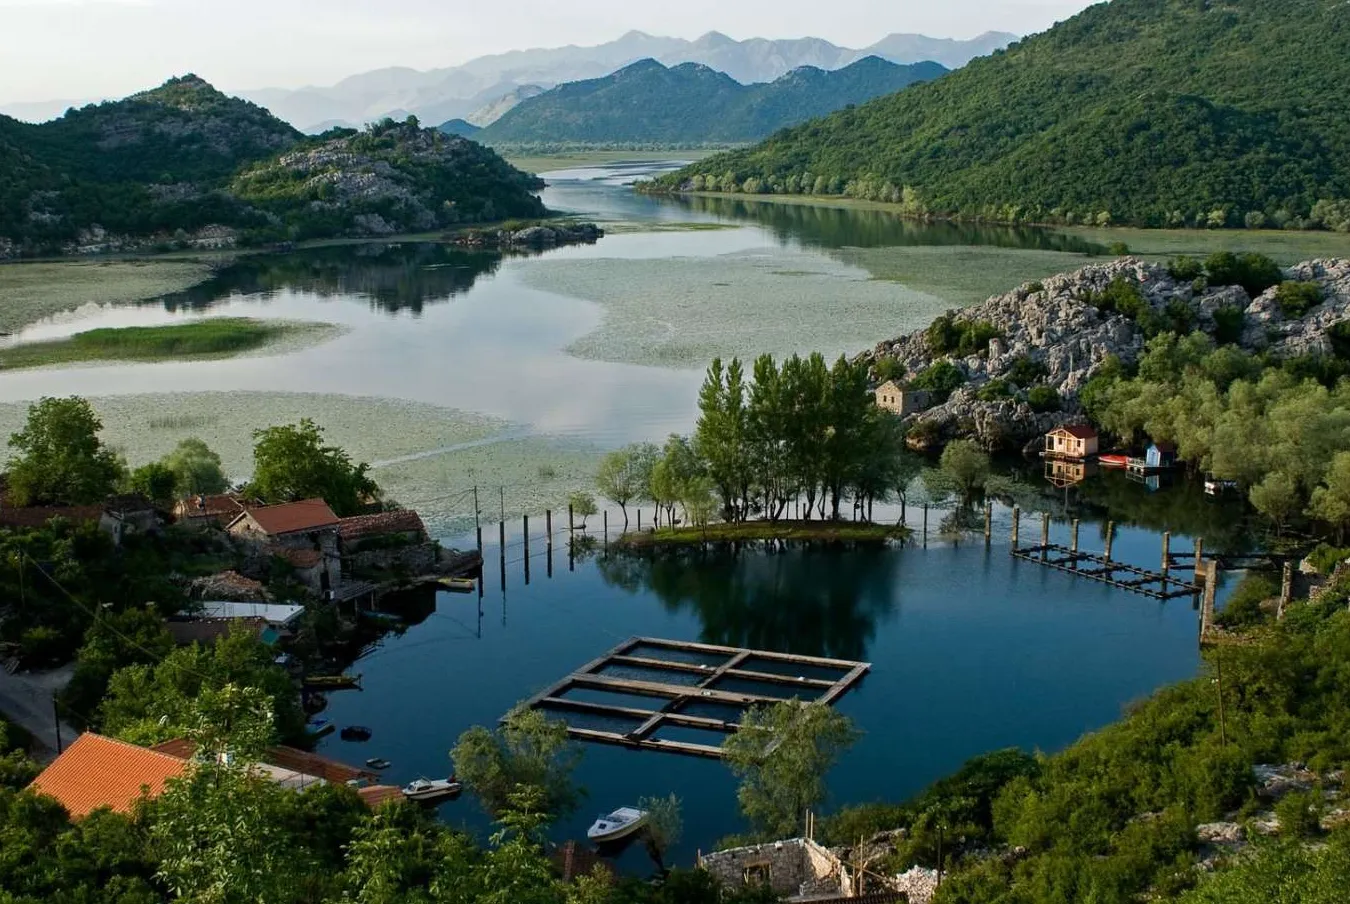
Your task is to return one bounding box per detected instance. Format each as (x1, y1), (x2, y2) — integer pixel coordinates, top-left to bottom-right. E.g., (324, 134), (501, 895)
(743, 863), (772, 885)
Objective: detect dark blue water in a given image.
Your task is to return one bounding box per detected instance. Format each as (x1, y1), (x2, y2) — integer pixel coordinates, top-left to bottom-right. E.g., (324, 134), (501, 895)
(317, 508), (1218, 866)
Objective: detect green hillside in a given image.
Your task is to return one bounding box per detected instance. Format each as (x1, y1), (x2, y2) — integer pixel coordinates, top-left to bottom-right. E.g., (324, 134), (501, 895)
(654, 0), (1350, 229)
(479, 56), (946, 145)
(0, 77), (546, 255)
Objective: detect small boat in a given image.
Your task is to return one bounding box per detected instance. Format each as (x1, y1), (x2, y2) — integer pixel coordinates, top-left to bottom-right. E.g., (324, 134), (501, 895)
(1098, 454), (1129, 469)
(438, 577), (476, 593)
(401, 777), (462, 802)
(308, 722), (336, 740)
(359, 610), (402, 624)
(366, 758), (392, 770)
(340, 725), (373, 742)
(587, 807), (649, 843)
(303, 673), (362, 690)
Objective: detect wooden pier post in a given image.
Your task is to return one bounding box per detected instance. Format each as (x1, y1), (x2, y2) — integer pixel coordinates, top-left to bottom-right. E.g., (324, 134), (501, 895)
(1070, 519), (1080, 569)
(1104, 521), (1114, 561)
(1279, 561), (1293, 620)
(546, 510), (554, 578)
(984, 503), (992, 546)
(1040, 512), (1050, 561)
(499, 521), (506, 591)
(1194, 537), (1205, 584)
(638, 509), (642, 532)
(1161, 531), (1171, 574)
(1200, 559), (1219, 644)
(568, 504), (574, 534)
(523, 515), (530, 585)
(476, 526), (482, 556)
(603, 510), (608, 550)
(922, 503), (928, 546)
(1010, 506), (1020, 552)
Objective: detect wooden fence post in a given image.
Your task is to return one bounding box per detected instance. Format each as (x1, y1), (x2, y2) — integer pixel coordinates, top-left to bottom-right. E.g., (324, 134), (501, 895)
(1040, 512), (1050, 561)
(523, 515), (530, 585)
(1161, 531), (1171, 575)
(984, 503), (992, 546)
(1070, 519), (1080, 569)
(1010, 506), (1020, 552)
(922, 503), (928, 546)
(1104, 521), (1114, 561)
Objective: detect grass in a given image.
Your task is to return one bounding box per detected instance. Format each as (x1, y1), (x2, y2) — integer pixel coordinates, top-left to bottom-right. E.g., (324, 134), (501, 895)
(0, 258), (218, 334)
(617, 519), (912, 548)
(1058, 225), (1350, 264)
(0, 318), (334, 370)
(504, 149), (724, 174)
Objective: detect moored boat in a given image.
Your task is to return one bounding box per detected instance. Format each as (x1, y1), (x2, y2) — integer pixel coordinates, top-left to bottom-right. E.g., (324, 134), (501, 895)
(1098, 454), (1128, 469)
(303, 673), (362, 690)
(340, 725), (373, 742)
(365, 757), (392, 770)
(438, 577), (476, 593)
(401, 777), (462, 802)
(586, 807), (648, 843)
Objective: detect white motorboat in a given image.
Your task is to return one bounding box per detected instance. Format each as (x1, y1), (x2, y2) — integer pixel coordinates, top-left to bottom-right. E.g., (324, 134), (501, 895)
(586, 806), (649, 843)
(400, 777), (462, 802)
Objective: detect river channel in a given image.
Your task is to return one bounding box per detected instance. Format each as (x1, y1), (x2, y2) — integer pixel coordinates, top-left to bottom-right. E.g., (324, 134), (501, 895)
(0, 162), (1263, 864)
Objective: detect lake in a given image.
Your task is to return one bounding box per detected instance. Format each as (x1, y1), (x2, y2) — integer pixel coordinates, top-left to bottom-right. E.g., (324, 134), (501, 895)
(0, 161), (1272, 862)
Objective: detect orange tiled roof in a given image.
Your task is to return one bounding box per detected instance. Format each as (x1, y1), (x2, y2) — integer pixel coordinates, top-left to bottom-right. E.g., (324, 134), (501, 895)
(232, 499), (340, 536)
(339, 510), (428, 543)
(29, 733), (188, 818)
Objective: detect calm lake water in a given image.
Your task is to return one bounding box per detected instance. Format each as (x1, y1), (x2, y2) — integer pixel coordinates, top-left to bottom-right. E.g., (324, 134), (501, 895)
(0, 162), (1251, 862)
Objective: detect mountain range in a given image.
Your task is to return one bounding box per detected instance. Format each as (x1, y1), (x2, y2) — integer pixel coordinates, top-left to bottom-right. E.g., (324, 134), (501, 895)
(472, 56), (946, 145)
(0, 76), (545, 256)
(658, 0), (1350, 229)
(0, 30), (1014, 132)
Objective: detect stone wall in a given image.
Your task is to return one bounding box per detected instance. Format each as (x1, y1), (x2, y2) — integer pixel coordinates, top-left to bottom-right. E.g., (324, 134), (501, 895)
(346, 541), (439, 578)
(698, 838), (844, 900)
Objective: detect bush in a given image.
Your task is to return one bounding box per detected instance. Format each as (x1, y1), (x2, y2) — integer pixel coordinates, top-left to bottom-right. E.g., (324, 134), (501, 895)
(1306, 544), (1350, 575)
(926, 314), (1001, 357)
(1168, 256), (1204, 282)
(1204, 251), (1283, 297)
(1108, 241), (1131, 256)
(977, 379), (1015, 401)
(1027, 281), (1045, 294)
(18, 626), (67, 668)
(1215, 574), (1277, 628)
(1274, 281), (1323, 318)
(1211, 305), (1246, 345)
(1027, 386), (1062, 412)
(908, 361), (966, 401)
(1274, 790), (1321, 839)
(1005, 355), (1049, 387)
(874, 358), (906, 383)
(1088, 277), (1150, 320)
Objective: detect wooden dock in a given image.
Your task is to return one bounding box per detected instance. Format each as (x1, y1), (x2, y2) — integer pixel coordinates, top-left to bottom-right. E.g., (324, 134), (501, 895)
(515, 637), (870, 759)
(1012, 543), (1201, 600)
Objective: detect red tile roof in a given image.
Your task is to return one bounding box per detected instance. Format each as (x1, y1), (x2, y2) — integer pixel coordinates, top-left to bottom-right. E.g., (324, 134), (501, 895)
(231, 499), (340, 536)
(339, 510), (428, 543)
(175, 494), (252, 521)
(0, 504), (104, 530)
(1051, 424), (1098, 439)
(29, 733), (188, 818)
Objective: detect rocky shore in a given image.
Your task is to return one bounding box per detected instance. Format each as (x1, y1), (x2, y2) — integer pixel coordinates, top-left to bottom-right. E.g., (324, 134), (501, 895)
(860, 257), (1350, 449)
(447, 221), (603, 249)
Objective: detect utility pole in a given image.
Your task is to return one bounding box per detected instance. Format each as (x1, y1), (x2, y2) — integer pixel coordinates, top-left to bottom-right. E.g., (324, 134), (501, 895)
(1215, 648), (1227, 746)
(53, 699), (63, 754)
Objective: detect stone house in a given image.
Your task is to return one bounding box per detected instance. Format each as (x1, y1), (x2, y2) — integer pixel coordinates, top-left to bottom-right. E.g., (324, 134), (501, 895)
(99, 494), (160, 545)
(338, 509), (436, 578)
(1043, 424), (1099, 460)
(172, 493), (257, 529)
(874, 380), (933, 417)
(698, 838), (849, 901)
(227, 499), (342, 598)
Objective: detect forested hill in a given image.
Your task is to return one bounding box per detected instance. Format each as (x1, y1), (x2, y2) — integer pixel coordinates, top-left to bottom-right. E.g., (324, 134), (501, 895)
(654, 0), (1350, 229)
(0, 76), (546, 257)
(478, 56), (946, 145)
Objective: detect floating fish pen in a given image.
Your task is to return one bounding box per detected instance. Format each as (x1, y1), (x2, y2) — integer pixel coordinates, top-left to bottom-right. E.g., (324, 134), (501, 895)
(515, 637), (870, 758)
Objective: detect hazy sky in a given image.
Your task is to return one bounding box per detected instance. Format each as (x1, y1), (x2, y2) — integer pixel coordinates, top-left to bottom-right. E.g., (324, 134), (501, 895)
(0, 0), (1095, 102)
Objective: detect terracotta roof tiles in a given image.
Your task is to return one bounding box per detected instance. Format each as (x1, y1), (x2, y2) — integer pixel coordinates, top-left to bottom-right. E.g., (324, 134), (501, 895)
(339, 510), (428, 543)
(232, 499), (340, 536)
(29, 733), (188, 818)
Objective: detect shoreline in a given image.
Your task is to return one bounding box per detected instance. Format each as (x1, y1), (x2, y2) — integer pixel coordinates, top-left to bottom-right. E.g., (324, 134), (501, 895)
(614, 519), (912, 548)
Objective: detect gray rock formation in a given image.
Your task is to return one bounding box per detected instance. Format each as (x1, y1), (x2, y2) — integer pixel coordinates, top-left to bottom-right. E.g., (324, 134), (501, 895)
(860, 257), (1350, 449)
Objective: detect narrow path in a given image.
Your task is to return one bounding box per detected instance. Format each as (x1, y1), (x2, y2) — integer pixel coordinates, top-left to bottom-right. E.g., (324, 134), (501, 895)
(0, 664), (78, 761)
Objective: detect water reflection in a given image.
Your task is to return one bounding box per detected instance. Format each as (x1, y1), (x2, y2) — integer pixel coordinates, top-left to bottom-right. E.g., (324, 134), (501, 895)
(596, 545), (900, 661)
(157, 243), (508, 315)
(667, 195), (1108, 253)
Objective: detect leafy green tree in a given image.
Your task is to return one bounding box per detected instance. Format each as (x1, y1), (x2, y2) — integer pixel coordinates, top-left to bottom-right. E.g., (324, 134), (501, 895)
(6, 396), (125, 505)
(1309, 453), (1350, 542)
(450, 707), (581, 820)
(162, 437), (229, 496)
(695, 358), (752, 521)
(568, 491), (598, 530)
(248, 418), (378, 516)
(722, 701), (861, 839)
(940, 440), (991, 499)
(127, 461), (178, 506)
(638, 793), (683, 873)
(1250, 471), (1301, 535)
(595, 443), (657, 528)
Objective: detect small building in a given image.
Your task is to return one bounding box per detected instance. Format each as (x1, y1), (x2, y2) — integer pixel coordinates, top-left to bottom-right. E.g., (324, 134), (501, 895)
(874, 381), (932, 417)
(338, 510), (429, 549)
(227, 499), (342, 597)
(194, 600), (305, 629)
(1146, 441), (1177, 470)
(698, 838), (849, 901)
(164, 616), (268, 647)
(172, 493), (255, 529)
(100, 494), (159, 544)
(27, 733), (189, 818)
(1044, 425), (1099, 460)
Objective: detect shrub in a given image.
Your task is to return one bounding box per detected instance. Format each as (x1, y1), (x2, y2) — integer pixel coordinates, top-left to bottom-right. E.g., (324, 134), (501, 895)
(1088, 277), (1149, 319)
(926, 314), (1001, 357)
(1168, 256), (1204, 282)
(874, 358), (906, 383)
(1204, 251), (1283, 297)
(908, 361), (966, 401)
(1274, 281), (1323, 318)
(1108, 241), (1131, 256)
(1027, 281), (1045, 294)
(1306, 543), (1350, 575)
(1005, 355), (1049, 387)
(1027, 386), (1062, 412)
(1211, 305), (1246, 345)
(977, 379), (1016, 401)
(18, 626), (66, 668)
(1215, 574), (1277, 628)
(1274, 790), (1321, 839)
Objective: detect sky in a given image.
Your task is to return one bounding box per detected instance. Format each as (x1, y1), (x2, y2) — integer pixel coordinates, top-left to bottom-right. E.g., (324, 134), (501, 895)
(0, 0), (1096, 103)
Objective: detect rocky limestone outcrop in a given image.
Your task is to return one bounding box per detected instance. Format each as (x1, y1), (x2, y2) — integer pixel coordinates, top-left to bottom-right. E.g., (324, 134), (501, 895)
(861, 257), (1350, 449)
(451, 222), (604, 249)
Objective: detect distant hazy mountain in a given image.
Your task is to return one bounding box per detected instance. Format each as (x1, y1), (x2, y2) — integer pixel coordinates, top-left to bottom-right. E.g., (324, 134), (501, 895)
(477, 56), (946, 145)
(439, 118), (482, 137)
(466, 85), (546, 126)
(224, 30), (1012, 132)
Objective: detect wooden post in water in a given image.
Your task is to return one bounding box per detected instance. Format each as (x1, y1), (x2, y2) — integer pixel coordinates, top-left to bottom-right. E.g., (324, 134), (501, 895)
(1040, 512), (1050, 561)
(922, 503), (928, 546)
(638, 509), (642, 532)
(1104, 521), (1114, 561)
(545, 510), (553, 579)
(1161, 531), (1171, 575)
(568, 504), (574, 534)
(499, 521), (506, 591)
(1010, 506), (1020, 552)
(984, 503), (992, 546)
(523, 514), (530, 585)
(1070, 519), (1080, 569)
(1194, 537), (1205, 584)
(476, 526), (482, 557)
(1279, 561), (1293, 620)
(1200, 558), (1219, 644)
(603, 510), (608, 550)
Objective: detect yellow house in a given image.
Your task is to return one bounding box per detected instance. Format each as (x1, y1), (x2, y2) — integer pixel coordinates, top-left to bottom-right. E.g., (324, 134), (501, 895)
(874, 380), (932, 416)
(1044, 425), (1100, 460)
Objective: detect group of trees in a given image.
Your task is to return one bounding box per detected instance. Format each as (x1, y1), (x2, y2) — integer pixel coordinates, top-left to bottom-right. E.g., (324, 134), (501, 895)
(652, 0), (1350, 230)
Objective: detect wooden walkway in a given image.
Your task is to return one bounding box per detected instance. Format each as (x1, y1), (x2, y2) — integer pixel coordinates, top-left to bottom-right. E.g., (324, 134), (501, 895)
(516, 636), (870, 758)
(1012, 543), (1201, 601)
